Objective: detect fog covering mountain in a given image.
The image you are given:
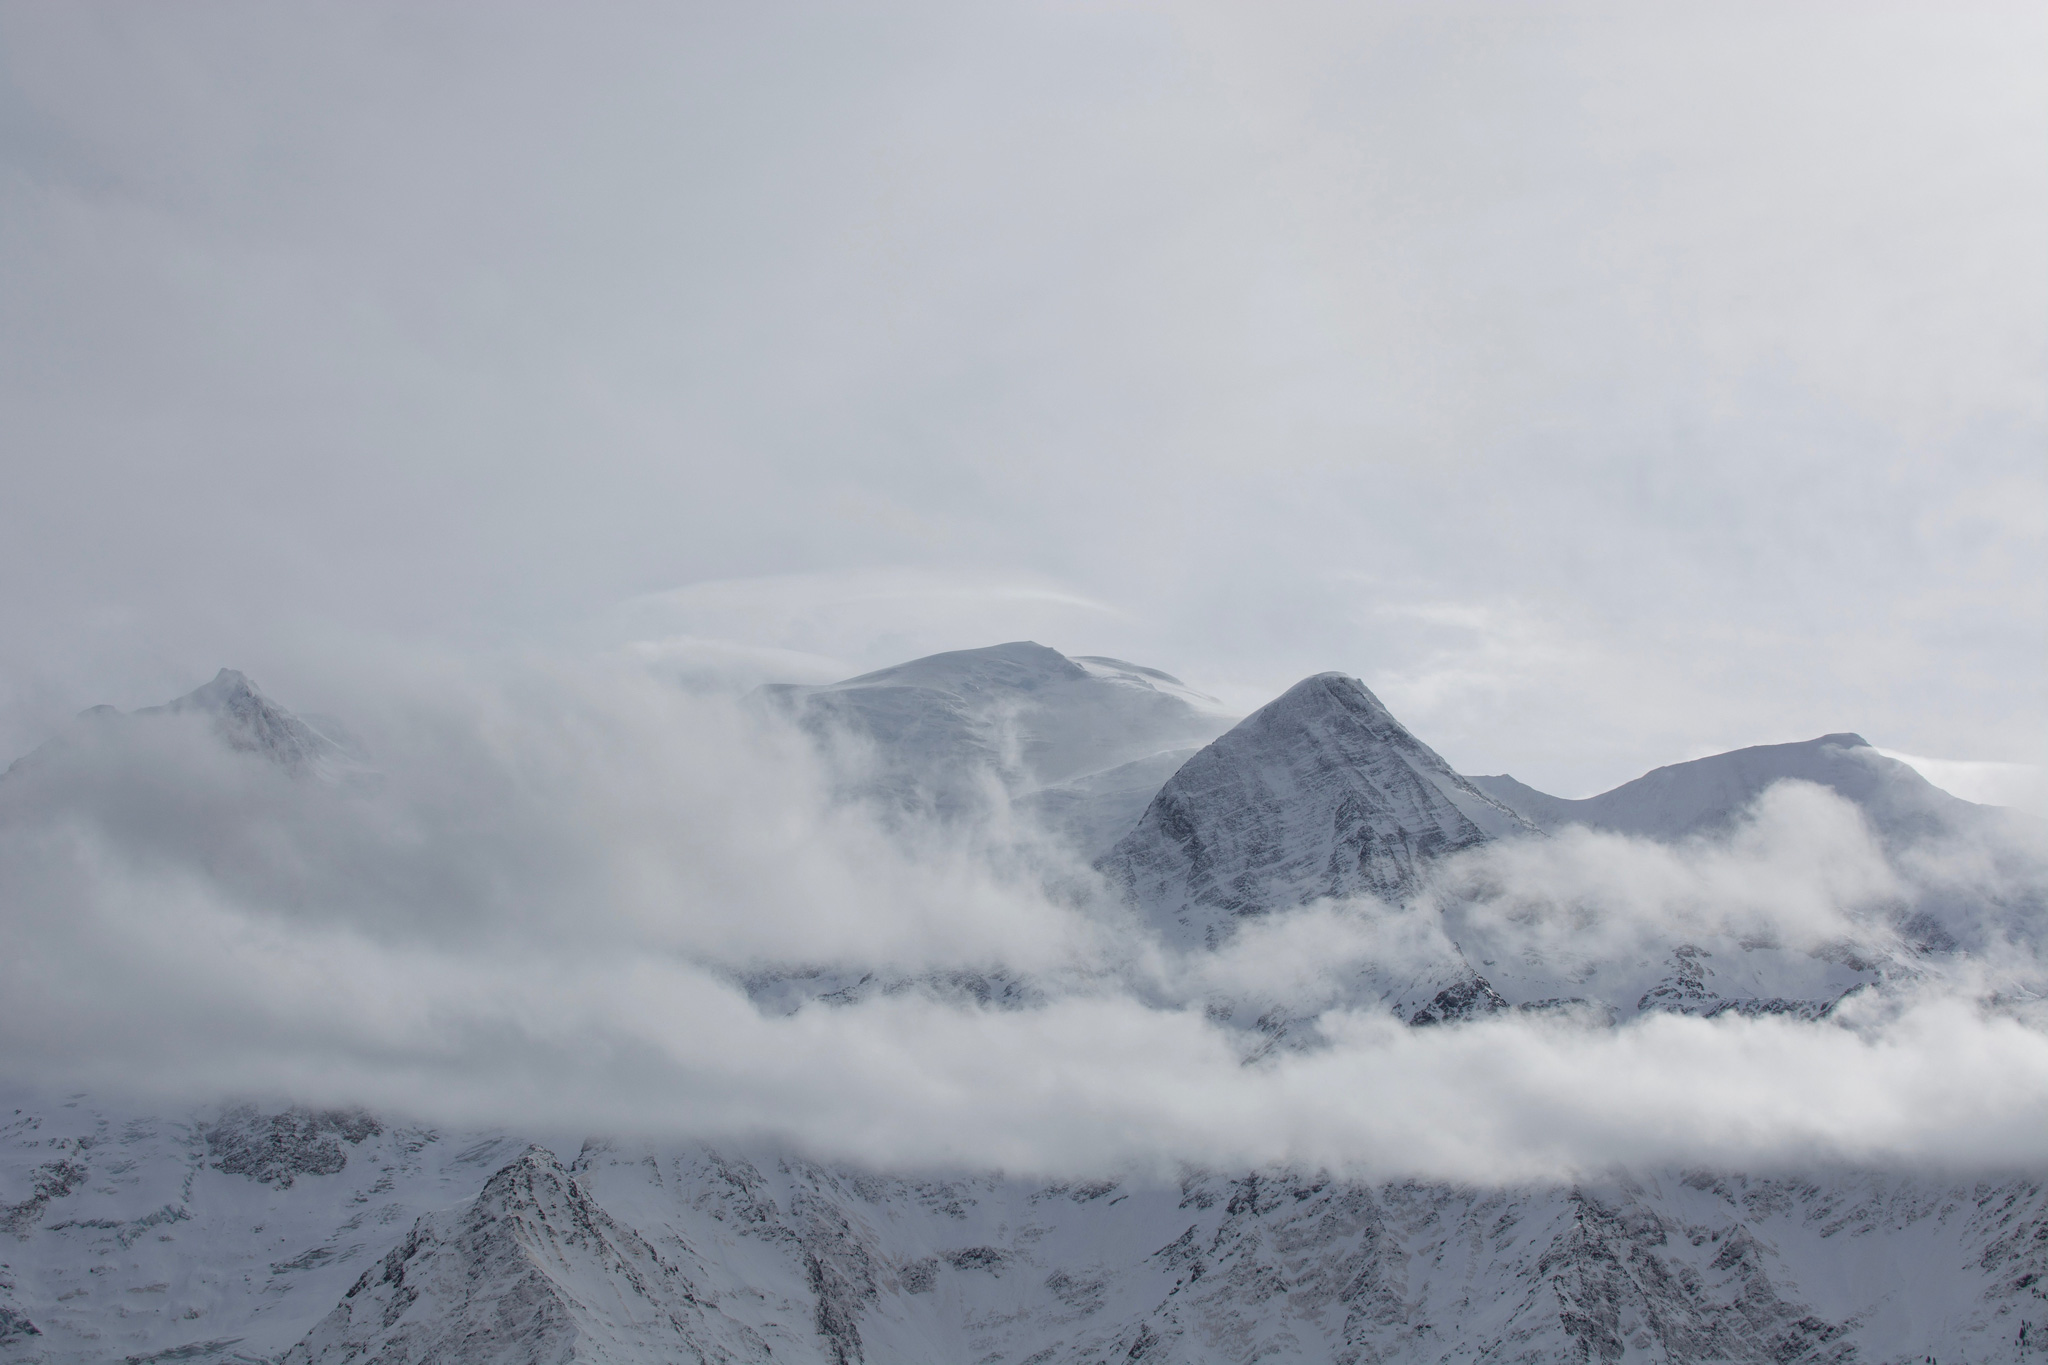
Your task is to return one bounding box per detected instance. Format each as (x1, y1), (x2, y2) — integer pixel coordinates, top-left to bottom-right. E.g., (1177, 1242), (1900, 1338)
(756, 641), (1237, 854)
(1470, 733), (1998, 845)
(2, 668), (367, 783)
(2, 646), (2045, 1364)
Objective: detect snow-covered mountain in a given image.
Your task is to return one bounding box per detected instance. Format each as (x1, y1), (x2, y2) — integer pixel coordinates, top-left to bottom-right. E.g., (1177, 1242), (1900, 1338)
(1470, 732), (1991, 844)
(0, 1096), (536, 1364)
(3, 669), (363, 784)
(756, 642), (1234, 848)
(2, 649), (2044, 1364)
(4, 1091), (2045, 1364)
(1099, 672), (1534, 949)
(281, 1148), (773, 1365)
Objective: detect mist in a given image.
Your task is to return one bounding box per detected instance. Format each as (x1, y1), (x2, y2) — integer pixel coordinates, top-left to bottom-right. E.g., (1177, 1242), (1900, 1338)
(1, 1), (2041, 800)
(3, 653), (2042, 1183)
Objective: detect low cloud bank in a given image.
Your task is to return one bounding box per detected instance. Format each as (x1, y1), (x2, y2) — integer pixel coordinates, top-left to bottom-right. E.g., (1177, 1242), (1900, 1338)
(1, 657), (2043, 1181)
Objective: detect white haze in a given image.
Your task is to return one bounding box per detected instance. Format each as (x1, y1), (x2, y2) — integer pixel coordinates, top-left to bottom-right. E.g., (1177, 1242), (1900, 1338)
(0, 1), (2041, 798)
(2, 656), (2044, 1182)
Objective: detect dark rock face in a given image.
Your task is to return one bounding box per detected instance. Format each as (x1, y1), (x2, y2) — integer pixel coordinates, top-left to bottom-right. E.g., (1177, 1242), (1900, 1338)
(1409, 975), (1511, 1026)
(1101, 673), (1534, 946)
(789, 1187), (879, 1365)
(1, 1159), (88, 1237)
(205, 1107), (382, 1189)
(1637, 944), (1719, 1015)
(0, 1305), (38, 1346)
(1631, 949), (1842, 1021)
(1526, 1189), (1858, 1365)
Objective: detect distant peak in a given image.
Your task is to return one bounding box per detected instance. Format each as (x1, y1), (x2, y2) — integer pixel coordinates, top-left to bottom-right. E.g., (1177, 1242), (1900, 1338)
(1817, 732), (1871, 749)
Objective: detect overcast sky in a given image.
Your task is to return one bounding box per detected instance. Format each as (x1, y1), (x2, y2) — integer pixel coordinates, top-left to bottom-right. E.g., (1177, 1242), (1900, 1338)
(3, 1), (2042, 798)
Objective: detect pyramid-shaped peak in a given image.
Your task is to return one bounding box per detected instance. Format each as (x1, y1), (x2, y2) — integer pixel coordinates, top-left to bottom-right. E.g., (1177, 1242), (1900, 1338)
(1234, 672), (1436, 761)
(1101, 669), (1534, 945)
(138, 669), (349, 773)
(283, 1144), (767, 1365)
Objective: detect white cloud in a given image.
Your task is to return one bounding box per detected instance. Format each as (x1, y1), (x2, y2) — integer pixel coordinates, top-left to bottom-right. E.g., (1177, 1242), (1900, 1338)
(0, 2), (2039, 790)
(2, 659), (2043, 1182)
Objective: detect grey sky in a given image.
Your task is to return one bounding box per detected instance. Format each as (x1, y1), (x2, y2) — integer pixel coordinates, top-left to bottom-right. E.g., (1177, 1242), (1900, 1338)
(2, 0), (2042, 797)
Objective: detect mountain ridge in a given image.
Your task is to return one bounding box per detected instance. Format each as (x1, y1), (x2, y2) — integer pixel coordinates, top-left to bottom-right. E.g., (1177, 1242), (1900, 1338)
(1471, 730), (1995, 843)
(2, 645), (2041, 1364)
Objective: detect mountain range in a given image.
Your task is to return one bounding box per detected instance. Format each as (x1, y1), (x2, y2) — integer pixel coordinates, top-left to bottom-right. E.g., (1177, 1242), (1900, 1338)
(1, 645), (2042, 1364)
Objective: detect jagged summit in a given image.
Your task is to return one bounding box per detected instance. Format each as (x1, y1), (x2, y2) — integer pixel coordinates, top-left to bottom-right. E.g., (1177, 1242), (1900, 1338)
(283, 1146), (768, 1365)
(136, 668), (354, 775)
(4, 669), (362, 782)
(1471, 730), (1979, 842)
(1100, 672), (1535, 946)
